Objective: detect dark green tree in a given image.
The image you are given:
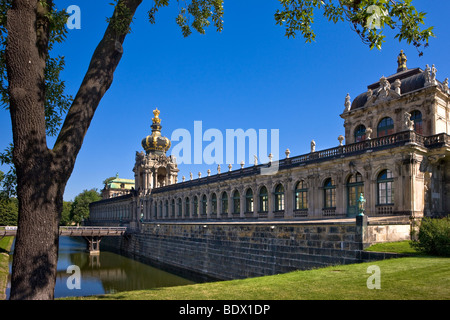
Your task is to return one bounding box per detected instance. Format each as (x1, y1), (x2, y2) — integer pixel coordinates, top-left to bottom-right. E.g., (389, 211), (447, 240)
(70, 189), (101, 225)
(0, 170), (18, 225)
(59, 200), (73, 226)
(0, 196), (17, 225)
(1, 0), (433, 300)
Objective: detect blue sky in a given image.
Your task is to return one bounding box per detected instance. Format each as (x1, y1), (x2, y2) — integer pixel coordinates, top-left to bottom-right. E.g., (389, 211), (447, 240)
(1, 0), (449, 201)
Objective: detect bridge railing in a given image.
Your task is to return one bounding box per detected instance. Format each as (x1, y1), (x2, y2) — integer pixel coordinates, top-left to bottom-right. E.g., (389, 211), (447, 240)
(59, 226), (127, 236)
(1, 226), (127, 237)
(0, 226), (17, 237)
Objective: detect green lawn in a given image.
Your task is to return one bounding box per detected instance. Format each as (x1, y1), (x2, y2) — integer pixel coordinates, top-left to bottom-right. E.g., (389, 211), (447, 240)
(3, 238), (449, 300)
(72, 254), (450, 300)
(364, 240), (422, 255)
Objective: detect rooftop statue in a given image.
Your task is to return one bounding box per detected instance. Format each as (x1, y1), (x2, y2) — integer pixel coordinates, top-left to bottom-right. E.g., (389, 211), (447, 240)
(397, 50), (407, 72)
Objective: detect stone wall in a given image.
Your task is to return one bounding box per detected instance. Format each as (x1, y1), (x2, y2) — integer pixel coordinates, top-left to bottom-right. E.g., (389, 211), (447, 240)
(99, 219), (411, 282)
(367, 224), (411, 243)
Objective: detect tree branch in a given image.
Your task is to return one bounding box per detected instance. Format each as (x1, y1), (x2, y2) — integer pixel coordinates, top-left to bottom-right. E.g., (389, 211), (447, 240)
(53, 0), (142, 181)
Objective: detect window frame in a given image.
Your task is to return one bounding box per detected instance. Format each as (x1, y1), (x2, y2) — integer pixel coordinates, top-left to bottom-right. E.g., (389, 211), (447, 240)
(245, 188), (254, 213)
(323, 178), (336, 209)
(221, 192), (228, 214)
(354, 124), (367, 143)
(258, 186), (268, 213)
(211, 193), (217, 214)
(410, 110), (423, 134)
(295, 180), (308, 210)
(232, 190), (240, 214)
(377, 169), (394, 205)
(274, 184), (285, 212)
(201, 195), (207, 215)
(377, 117), (394, 137)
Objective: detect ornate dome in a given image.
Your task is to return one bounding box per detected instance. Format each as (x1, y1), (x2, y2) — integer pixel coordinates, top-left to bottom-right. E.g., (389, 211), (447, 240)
(141, 108), (171, 155)
(349, 51), (447, 111)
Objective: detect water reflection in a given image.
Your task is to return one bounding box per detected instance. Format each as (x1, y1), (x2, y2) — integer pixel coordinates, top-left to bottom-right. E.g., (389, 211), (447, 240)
(8, 236), (194, 299)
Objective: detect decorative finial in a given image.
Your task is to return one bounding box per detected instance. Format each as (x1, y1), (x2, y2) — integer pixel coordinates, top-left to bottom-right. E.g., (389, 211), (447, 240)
(152, 108), (161, 124)
(285, 149), (290, 158)
(393, 78), (402, 95)
(397, 50), (407, 72)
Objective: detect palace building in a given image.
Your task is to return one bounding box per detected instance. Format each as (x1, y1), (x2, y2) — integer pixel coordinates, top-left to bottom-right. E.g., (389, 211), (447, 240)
(101, 173), (135, 199)
(89, 52), (450, 228)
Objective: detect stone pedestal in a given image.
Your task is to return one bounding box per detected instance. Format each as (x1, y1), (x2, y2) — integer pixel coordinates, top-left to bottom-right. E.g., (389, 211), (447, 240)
(355, 215), (368, 250)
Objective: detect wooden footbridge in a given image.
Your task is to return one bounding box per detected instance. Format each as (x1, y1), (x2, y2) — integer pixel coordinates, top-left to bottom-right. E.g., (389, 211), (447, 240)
(0, 226), (127, 255)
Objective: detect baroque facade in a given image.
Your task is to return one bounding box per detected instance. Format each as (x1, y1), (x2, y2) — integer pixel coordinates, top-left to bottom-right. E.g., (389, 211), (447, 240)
(89, 52), (450, 227)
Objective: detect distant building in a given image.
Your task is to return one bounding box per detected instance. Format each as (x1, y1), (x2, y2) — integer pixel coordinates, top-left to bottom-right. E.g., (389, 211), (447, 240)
(101, 173), (135, 199)
(90, 52), (450, 227)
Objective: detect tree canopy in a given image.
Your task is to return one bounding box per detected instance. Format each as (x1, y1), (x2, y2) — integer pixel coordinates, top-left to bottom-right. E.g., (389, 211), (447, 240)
(70, 189), (102, 225)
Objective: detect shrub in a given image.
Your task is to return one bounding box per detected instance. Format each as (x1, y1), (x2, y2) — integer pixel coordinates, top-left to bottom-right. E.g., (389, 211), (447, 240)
(410, 217), (450, 256)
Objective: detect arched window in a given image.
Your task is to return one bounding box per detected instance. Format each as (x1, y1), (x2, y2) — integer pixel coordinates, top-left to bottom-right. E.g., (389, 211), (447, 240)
(185, 197), (190, 217)
(233, 190), (240, 214)
(165, 200), (168, 217)
(171, 199), (175, 217)
(377, 117), (394, 137)
(159, 201), (163, 218)
(323, 178), (336, 208)
(245, 188), (254, 212)
(259, 186), (268, 212)
(377, 169), (394, 205)
(410, 110), (423, 134)
(211, 193), (217, 214)
(221, 192), (228, 214)
(202, 195), (207, 215)
(354, 125), (367, 143)
(295, 180), (308, 210)
(193, 196), (199, 216)
(347, 173), (364, 217)
(177, 198), (182, 217)
(274, 184), (285, 211)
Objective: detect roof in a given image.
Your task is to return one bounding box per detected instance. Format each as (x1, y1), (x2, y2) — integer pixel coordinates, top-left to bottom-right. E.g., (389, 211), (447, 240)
(105, 177), (135, 190)
(350, 64), (447, 111)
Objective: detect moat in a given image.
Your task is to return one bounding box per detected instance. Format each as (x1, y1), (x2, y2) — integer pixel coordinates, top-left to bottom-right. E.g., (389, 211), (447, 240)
(6, 236), (194, 299)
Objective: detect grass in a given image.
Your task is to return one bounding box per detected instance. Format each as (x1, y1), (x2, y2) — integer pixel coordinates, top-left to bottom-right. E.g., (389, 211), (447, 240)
(0, 236), (13, 300)
(364, 240), (422, 255)
(69, 241), (450, 300)
(3, 238), (448, 300)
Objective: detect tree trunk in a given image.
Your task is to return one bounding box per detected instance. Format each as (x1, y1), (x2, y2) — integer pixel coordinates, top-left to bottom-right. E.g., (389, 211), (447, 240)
(6, 0), (142, 299)
(9, 177), (64, 300)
